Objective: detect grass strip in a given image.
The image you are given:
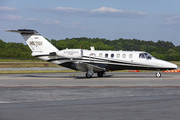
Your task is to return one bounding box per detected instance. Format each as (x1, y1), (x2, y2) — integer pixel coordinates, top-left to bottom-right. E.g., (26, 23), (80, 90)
(0, 70), (76, 74)
(0, 59), (43, 62)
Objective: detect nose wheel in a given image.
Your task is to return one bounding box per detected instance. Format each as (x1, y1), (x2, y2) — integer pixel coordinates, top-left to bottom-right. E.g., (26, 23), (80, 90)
(155, 71), (161, 78)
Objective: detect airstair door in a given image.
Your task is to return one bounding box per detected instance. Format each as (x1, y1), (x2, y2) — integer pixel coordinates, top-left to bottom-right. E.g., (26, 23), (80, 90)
(89, 53), (96, 62)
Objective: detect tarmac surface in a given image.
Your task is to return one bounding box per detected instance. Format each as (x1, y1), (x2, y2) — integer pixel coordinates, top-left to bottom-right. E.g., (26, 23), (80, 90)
(1, 72), (180, 120)
(0, 72), (180, 86)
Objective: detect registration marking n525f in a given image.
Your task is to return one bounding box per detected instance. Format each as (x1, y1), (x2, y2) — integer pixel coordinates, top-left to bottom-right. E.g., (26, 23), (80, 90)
(30, 41), (43, 46)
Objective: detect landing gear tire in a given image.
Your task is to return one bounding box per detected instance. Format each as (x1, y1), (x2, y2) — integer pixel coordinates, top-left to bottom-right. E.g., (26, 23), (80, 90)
(155, 72), (161, 78)
(97, 72), (104, 77)
(86, 73), (92, 78)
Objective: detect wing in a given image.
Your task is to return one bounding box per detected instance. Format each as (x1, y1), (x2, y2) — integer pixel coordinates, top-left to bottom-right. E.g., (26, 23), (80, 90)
(74, 62), (106, 73)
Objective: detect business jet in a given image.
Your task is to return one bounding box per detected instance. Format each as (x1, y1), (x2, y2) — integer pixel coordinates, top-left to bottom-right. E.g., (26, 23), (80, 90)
(6, 29), (177, 78)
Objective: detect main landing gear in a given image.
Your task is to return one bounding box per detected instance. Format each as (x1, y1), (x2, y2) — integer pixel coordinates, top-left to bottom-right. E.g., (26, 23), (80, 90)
(97, 72), (104, 77)
(86, 72), (105, 78)
(155, 71), (161, 78)
(86, 73), (93, 78)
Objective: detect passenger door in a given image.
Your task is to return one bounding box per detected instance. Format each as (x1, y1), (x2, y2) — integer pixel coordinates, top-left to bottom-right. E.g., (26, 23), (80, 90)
(89, 53), (96, 62)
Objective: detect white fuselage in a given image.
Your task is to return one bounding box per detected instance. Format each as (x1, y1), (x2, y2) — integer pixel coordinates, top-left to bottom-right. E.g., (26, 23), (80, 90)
(36, 48), (177, 72)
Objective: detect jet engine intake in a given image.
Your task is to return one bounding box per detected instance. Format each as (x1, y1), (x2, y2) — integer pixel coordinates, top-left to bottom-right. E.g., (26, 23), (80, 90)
(56, 49), (83, 58)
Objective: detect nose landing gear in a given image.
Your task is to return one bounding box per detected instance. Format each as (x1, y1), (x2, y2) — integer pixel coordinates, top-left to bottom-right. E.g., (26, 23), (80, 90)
(155, 71), (161, 78)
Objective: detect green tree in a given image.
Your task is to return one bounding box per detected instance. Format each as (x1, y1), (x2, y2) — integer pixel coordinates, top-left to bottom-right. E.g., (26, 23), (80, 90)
(66, 39), (79, 49)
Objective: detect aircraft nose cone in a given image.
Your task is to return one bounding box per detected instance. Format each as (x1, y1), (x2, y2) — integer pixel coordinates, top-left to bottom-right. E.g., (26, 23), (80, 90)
(157, 60), (177, 70)
(166, 62), (177, 69)
(172, 63), (178, 69)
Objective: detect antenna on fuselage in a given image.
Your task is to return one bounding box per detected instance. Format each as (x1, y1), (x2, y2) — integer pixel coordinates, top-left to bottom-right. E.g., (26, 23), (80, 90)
(90, 46), (95, 51)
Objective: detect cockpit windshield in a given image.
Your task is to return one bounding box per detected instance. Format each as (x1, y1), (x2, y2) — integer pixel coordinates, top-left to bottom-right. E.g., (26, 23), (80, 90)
(139, 52), (154, 59)
(139, 53), (145, 58)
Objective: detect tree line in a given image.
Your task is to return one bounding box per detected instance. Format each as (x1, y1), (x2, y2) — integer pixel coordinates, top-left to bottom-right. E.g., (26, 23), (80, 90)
(0, 38), (180, 61)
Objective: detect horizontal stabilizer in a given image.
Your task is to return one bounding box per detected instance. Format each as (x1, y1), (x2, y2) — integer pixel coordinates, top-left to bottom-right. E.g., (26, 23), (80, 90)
(6, 29), (40, 35)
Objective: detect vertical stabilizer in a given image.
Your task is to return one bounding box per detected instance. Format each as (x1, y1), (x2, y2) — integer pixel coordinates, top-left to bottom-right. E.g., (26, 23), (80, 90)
(6, 29), (59, 56)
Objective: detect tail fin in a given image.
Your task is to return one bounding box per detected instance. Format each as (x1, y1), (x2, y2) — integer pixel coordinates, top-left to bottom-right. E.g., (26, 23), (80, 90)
(6, 29), (59, 56)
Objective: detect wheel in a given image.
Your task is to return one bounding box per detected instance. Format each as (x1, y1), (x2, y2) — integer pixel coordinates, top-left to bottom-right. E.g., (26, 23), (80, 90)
(97, 72), (104, 77)
(155, 72), (161, 78)
(86, 73), (92, 78)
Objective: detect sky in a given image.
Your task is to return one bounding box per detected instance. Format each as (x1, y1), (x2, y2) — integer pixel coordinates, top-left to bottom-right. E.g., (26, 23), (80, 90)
(1, 0), (180, 46)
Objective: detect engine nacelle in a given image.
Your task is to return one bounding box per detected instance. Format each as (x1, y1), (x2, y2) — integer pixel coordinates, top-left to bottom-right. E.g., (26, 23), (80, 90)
(56, 49), (83, 58)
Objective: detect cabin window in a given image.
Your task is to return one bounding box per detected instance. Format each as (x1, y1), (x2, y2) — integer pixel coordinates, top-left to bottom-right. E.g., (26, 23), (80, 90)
(116, 53), (120, 58)
(122, 54), (126, 58)
(111, 54), (114, 58)
(129, 54), (133, 58)
(105, 53), (108, 58)
(99, 53), (103, 57)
